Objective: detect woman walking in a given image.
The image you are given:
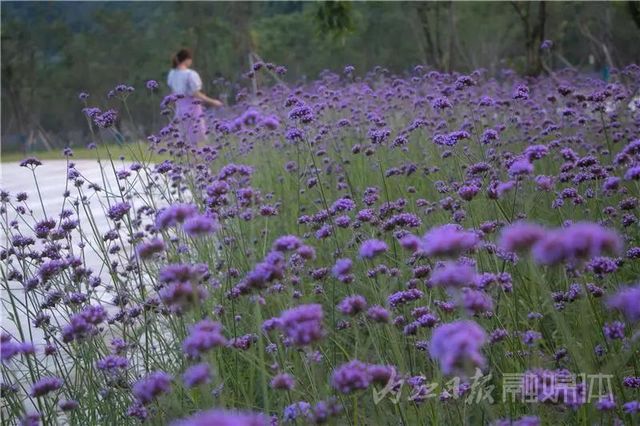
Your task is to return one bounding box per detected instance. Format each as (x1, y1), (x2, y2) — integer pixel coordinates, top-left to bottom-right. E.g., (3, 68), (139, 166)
(167, 48), (223, 143)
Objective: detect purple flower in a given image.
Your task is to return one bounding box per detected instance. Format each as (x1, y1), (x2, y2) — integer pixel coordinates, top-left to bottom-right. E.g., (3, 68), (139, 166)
(156, 203), (198, 229)
(461, 289), (493, 314)
(260, 115), (280, 130)
(588, 257), (618, 275)
(1, 333), (35, 362)
(59, 399), (79, 411)
(244, 251), (285, 289)
(183, 363), (211, 388)
(182, 320), (227, 357)
(595, 395), (616, 411)
(285, 127), (304, 141)
(532, 223), (622, 265)
(332, 258), (353, 278)
(431, 97), (452, 110)
(521, 330), (542, 346)
(270, 373), (295, 390)
(272, 235), (302, 252)
(457, 184), (480, 201)
(159, 263), (209, 283)
(107, 202), (131, 221)
(508, 158), (534, 177)
(607, 284), (640, 322)
(420, 224), (479, 257)
(331, 360), (372, 394)
(171, 409), (267, 426)
(30, 376), (63, 397)
(136, 238), (165, 259)
(62, 315), (91, 343)
(183, 214), (219, 237)
(93, 109), (118, 128)
(623, 400), (640, 414)
(429, 320), (486, 375)
(430, 262), (477, 288)
(278, 304), (325, 346)
(366, 305), (390, 322)
(337, 295), (367, 315)
(96, 355), (128, 372)
(513, 84), (529, 100)
(498, 222), (546, 253)
(331, 361), (395, 394)
(603, 321), (625, 340)
(359, 239), (388, 259)
(481, 129), (498, 144)
(603, 176), (621, 191)
(330, 197), (356, 213)
(494, 416), (540, 426)
(283, 401), (312, 422)
(127, 401), (148, 421)
(132, 371), (172, 405)
(146, 79), (159, 90)
(20, 157), (42, 168)
(625, 166), (640, 180)
(540, 39), (553, 50)
(624, 377), (640, 388)
(388, 288), (423, 307)
(159, 282), (208, 313)
(20, 414), (41, 426)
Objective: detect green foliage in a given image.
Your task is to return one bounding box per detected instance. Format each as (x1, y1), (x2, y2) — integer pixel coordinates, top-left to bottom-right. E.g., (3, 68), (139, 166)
(314, 1), (355, 41)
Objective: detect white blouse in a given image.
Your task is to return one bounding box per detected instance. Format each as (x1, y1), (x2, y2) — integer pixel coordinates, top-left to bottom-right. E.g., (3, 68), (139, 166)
(167, 69), (202, 96)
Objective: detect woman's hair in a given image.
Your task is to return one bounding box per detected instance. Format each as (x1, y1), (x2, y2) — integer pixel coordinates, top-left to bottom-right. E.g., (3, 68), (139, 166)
(172, 48), (192, 68)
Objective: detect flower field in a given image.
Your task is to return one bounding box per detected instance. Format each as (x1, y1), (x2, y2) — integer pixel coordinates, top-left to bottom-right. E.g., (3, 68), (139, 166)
(2, 64), (640, 425)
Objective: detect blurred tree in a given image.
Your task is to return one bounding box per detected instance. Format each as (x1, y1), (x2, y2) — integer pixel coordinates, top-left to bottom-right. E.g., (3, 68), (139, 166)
(628, 1), (640, 29)
(314, 1), (355, 42)
(510, 1), (547, 75)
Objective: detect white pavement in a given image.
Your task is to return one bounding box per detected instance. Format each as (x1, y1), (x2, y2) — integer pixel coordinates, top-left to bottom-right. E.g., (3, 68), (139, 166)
(0, 160), (153, 344)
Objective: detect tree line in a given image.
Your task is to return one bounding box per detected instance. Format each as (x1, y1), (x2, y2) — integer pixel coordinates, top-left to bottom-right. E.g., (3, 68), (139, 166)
(2, 1), (639, 152)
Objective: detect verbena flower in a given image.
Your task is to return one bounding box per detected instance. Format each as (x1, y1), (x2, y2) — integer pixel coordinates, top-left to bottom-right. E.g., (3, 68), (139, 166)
(337, 295), (367, 315)
(270, 373), (295, 390)
(135, 238), (166, 259)
(430, 262), (477, 288)
(132, 371), (172, 405)
(1, 333), (35, 363)
(498, 222), (546, 253)
(278, 304), (325, 346)
(359, 239), (388, 259)
(171, 409), (267, 426)
(156, 203), (198, 229)
(330, 361), (395, 394)
(30, 376), (63, 397)
(607, 284), (640, 322)
(420, 224), (479, 257)
(182, 363), (211, 388)
(182, 320), (227, 357)
(183, 214), (219, 237)
(429, 320), (486, 375)
(107, 202), (131, 221)
(531, 223), (622, 265)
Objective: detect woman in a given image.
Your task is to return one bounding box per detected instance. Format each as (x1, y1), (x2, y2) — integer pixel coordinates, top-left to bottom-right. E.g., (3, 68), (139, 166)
(167, 48), (223, 143)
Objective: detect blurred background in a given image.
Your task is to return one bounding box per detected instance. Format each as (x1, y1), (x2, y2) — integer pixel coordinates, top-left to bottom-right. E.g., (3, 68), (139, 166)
(2, 1), (640, 154)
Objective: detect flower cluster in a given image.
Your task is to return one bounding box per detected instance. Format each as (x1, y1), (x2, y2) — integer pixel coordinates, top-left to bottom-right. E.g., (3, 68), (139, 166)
(3, 62), (640, 425)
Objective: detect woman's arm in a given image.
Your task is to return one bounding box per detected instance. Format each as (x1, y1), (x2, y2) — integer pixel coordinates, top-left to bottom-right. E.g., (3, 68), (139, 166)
(194, 91), (223, 108)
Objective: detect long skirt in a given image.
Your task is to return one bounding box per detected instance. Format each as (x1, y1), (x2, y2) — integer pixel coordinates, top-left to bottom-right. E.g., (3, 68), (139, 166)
(175, 96), (206, 144)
